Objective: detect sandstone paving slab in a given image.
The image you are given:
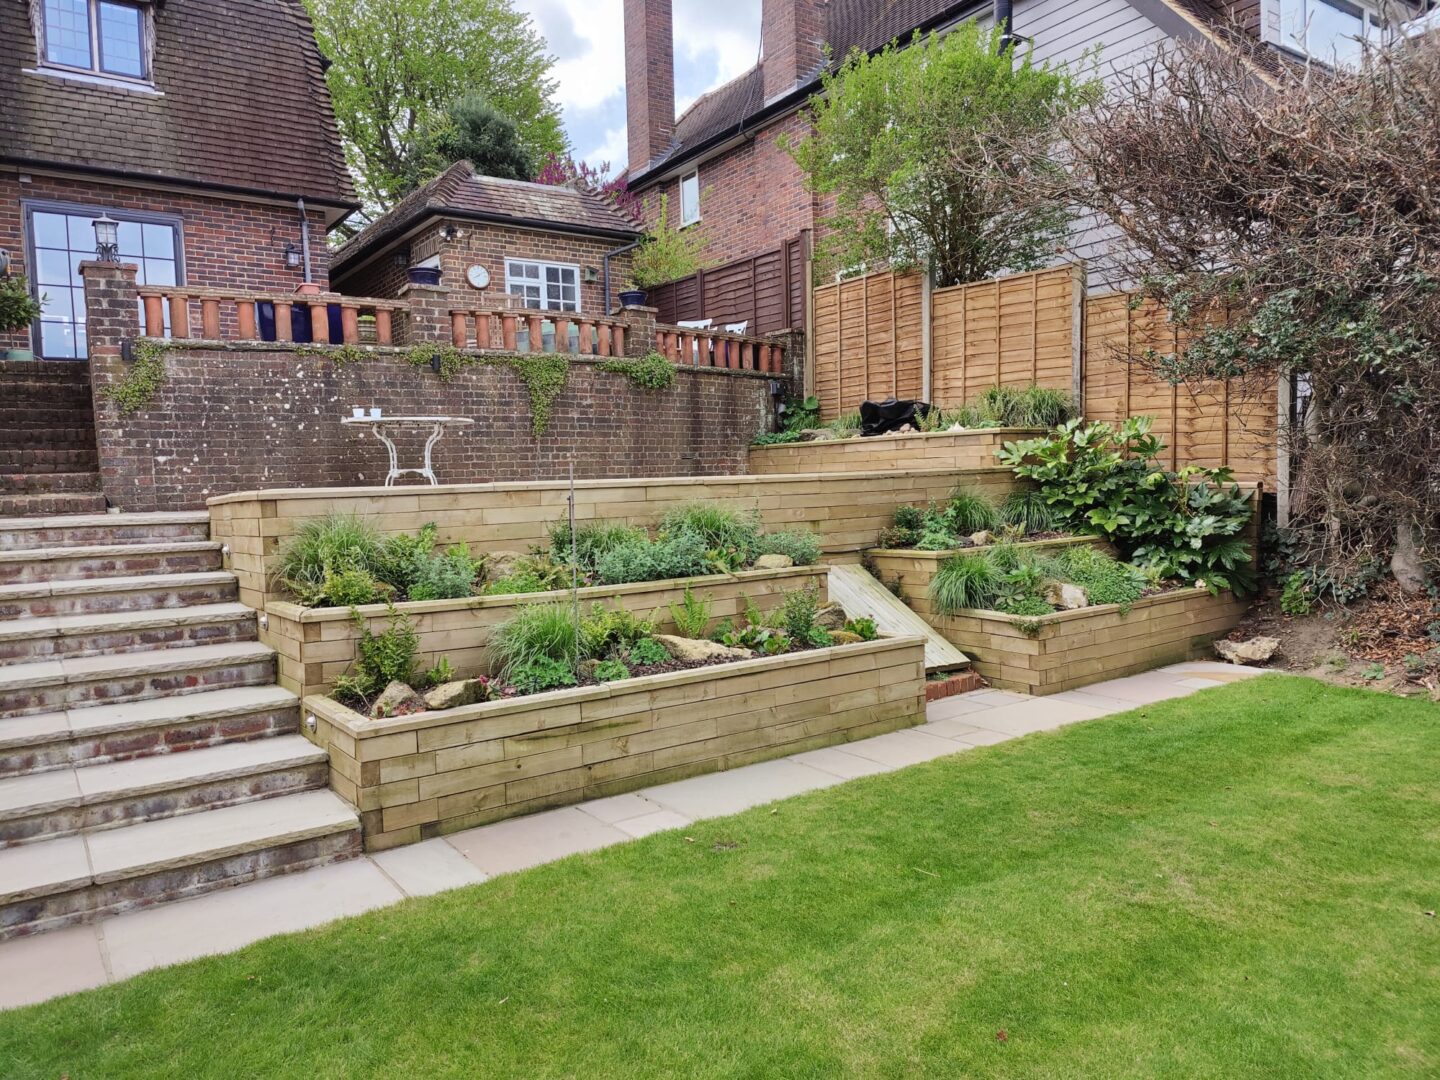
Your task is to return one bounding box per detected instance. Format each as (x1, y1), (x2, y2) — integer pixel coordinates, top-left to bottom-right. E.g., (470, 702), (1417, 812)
(0, 767), (79, 817)
(950, 728), (1017, 747)
(446, 806), (629, 877)
(788, 745), (897, 779)
(1176, 677), (1227, 690)
(102, 858), (403, 979)
(1071, 672), (1196, 706)
(612, 809), (693, 839)
(967, 698), (1109, 736)
(372, 838), (488, 897)
(0, 834), (90, 901)
(839, 729), (969, 769)
(923, 694), (1001, 720)
(0, 924), (107, 1009)
(915, 717), (985, 741)
(73, 735), (322, 800)
(638, 759), (844, 820)
(575, 792), (667, 826)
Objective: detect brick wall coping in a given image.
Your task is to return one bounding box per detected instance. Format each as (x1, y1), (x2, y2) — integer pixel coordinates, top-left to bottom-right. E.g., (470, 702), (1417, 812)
(303, 635), (926, 739)
(206, 464), (1012, 506)
(266, 564), (826, 623)
(753, 427), (1048, 451)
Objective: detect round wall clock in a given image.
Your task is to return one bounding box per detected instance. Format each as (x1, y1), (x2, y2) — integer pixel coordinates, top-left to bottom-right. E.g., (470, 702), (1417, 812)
(465, 265), (491, 289)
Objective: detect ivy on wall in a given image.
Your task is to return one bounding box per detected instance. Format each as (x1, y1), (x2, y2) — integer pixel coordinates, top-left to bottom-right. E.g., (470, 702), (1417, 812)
(103, 341), (169, 415)
(597, 352), (676, 392)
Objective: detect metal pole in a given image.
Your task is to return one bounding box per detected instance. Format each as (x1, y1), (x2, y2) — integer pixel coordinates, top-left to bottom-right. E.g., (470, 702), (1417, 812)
(568, 459), (580, 672)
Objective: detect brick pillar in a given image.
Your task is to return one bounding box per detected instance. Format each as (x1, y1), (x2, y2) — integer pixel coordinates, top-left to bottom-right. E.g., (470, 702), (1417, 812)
(619, 304), (658, 356)
(771, 328), (804, 391)
(80, 261), (141, 360)
(394, 282), (450, 345)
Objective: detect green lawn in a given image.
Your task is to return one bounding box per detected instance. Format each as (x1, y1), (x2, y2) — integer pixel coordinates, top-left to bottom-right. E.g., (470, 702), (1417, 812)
(3, 675), (1437, 1078)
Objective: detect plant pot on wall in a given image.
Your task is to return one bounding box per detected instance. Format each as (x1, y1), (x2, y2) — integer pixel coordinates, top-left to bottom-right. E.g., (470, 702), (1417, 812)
(4, 349), (35, 361)
(618, 288), (647, 307)
(294, 282), (323, 297)
(408, 266), (442, 287)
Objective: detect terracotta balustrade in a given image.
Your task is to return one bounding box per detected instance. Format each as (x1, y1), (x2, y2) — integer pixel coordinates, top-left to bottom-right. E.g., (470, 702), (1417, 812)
(134, 286), (402, 346)
(448, 309), (628, 357)
(654, 325), (784, 374)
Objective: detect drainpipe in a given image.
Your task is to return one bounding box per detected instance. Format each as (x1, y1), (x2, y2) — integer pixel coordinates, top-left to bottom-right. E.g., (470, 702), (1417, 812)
(603, 239), (642, 313)
(297, 197), (314, 285)
(995, 0), (1016, 52)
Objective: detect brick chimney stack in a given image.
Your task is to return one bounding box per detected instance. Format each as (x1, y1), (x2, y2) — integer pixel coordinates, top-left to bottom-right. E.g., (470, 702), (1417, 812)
(762, 0), (827, 103)
(624, 0), (675, 174)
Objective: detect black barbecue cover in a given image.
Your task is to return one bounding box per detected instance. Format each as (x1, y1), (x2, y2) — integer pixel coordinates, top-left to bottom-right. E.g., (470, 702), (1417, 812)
(859, 398), (933, 437)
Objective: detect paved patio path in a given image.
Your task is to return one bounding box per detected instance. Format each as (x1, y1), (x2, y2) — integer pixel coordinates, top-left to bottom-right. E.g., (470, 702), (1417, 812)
(0, 662), (1262, 1010)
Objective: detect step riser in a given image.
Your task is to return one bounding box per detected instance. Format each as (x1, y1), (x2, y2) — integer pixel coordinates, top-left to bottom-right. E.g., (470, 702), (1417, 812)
(1, 830), (361, 941)
(0, 523), (210, 552)
(0, 581), (238, 619)
(0, 762), (329, 847)
(0, 658), (277, 717)
(0, 550), (221, 586)
(0, 704), (301, 778)
(0, 494), (107, 518)
(0, 473), (101, 495)
(0, 618), (257, 665)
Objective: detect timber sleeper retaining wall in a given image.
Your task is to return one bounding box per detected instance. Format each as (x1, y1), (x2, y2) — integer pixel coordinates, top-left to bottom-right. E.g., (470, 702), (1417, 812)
(747, 428), (1043, 475)
(303, 635), (928, 851)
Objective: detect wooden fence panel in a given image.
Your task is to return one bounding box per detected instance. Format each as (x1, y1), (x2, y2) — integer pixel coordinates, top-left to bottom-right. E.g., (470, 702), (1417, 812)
(811, 269), (925, 418)
(648, 233), (808, 336)
(930, 265), (1079, 405)
(1082, 291), (1277, 485)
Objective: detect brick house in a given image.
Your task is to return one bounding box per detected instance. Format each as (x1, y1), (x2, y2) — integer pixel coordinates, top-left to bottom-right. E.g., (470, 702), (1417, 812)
(330, 161), (640, 319)
(623, 0), (1419, 273)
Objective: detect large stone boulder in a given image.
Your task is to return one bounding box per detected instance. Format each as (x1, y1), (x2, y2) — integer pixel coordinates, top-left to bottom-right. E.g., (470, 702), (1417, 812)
(372, 680), (426, 718)
(796, 428), (838, 442)
(829, 630), (863, 645)
(814, 603), (847, 630)
(652, 634), (754, 662)
(752, 553), (795, 571)
(422, 679), (482, 711)
(1215, 636), (1280, 664)
(485, 550), (528, 582)
(1043, 582), (1088, 610)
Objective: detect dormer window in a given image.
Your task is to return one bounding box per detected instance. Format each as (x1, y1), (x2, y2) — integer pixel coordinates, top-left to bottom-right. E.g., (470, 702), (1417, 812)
(39, 0), (149, 80)
(1274, 0), (1380, 67)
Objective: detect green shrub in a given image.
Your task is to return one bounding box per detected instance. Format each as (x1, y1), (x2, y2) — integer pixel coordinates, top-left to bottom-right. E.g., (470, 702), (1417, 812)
(844, 616), (879, 640)
(659, 503), (762, 568)
(996, 595), (1055, 616)
(408, 544), (484, 601)
(668, 586), (711, 637)
(593, 531), (711, 585)
(275, 514), (385, 603)
(754, 529), (822, 566)
(331, 604), (420, 706)
(581, 603), (655, 659)
(930, 552), (1001, 613)
(591, 659), (631, 683)
(915, 527), (960, 551)
(485, 555), (571, 595)
(374, 523), (439, 596)
(1000, 489), (1054, 534)
(893, 505), (925, 532)
(627, 636), (671, 666)
(489, 602), (580, 677)
(778, 582), (824, 640)
(549, 519), (648, 572)
(944, 486), (1001, 535)
(975, 384), (1075, 428)
(1280, 572), (1314, 616)
(806, 626), (836, 647)
(418, 656), (454, 689)
(320, 567), (385, 607)
(509, 656), (577, 695)
(1056, 546), (1147, 609)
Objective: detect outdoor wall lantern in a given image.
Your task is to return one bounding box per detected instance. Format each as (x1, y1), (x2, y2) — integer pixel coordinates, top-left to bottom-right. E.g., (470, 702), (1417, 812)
(284, 241), (302, 269)
(92, 214), (120, 262)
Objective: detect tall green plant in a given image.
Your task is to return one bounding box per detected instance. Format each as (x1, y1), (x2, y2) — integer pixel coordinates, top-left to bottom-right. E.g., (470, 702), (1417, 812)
(627, 193), (708, 289)
(0, 276), (43, 334)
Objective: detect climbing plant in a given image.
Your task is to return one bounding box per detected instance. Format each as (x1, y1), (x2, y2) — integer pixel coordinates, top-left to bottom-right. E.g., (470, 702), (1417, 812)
(493, 354), (569, 437)
(102, 340), (169, 415)
(597, 352), (675, 392)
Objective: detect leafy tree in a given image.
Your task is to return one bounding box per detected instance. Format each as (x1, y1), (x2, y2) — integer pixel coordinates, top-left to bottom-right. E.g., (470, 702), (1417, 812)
(785, 24), (1096, 288)
(306, 0), (566, 210)
(534, 153), (640, 219)
(627, 193), (708, 289)
(411, 95), (535, 185)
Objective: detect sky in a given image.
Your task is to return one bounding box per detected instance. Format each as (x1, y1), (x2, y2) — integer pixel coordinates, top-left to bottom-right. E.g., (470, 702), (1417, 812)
(514, 0), (763, 173)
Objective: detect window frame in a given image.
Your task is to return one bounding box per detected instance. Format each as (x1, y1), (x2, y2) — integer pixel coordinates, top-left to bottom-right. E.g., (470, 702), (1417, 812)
(679, 170), (701, 227)
(21, 198), (185, 360)
(503, 258), (582, 313)
(1269, 0), (1382, 66)
(38, 0), (151, 83)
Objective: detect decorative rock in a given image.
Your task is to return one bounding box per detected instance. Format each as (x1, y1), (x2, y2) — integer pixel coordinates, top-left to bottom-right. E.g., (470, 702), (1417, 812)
(829, 630), (863, 645)
(372, 680), (426, 718)
(968, 531), (993, 547)
(578, 659), (601, 679)
(814, 603), (847, 630)
(797, 428), (838, 442)
(1215, 636), (1280, 664)
(422, 680), (481, 711)
(753, 553), (795, 570)
(652, 634), (754, 662)
(485, 550), (528, 581)
(1043, 582), (1089, 610)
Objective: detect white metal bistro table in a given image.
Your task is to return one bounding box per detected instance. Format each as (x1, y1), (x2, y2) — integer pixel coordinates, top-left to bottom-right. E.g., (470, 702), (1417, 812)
(341, 415), (474, 486)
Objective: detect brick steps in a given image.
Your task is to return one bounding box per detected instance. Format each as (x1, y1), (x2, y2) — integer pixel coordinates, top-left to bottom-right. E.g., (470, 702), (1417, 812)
(0, 790), (361, 940)
(0, 541), (223, 585)
(0, 571), (238, 619)
(0, 472), (101, 496)
(0, 685), (301, 778)
(0, 735), (329, 846)
(0, 492), (108, 518)
(0, 449), (99, 476)
(0, 511), (211, 552)
(0, 640), (277, 717)
(0, 603), (257, 665)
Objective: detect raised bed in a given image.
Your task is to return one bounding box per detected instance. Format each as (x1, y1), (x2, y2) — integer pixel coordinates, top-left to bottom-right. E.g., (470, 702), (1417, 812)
(264, 564), (828, 699)
(930, 588), (1250, 695)
(747, 427), (1044, 475)
(303, 635), (928, 851)
(865, 536), (1109, 619)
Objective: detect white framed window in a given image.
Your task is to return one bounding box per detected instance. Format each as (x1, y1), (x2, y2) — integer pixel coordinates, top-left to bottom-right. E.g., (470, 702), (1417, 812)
(679, 171), (700, 227)
(505, 259), (580, 312)
(1274, 0), (1380, 66)
(39, 0), (149, 80)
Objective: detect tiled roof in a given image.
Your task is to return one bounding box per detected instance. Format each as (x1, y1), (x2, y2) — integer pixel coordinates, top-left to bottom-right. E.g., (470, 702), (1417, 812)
(0, 0), (355, 208)
(331, 161), (641, 272)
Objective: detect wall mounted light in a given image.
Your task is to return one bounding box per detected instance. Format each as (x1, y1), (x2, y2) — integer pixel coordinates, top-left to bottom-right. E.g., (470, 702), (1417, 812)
(92, 214), (120, 262)
(284, 241), (302, 269)
(440, 224), (465, 242)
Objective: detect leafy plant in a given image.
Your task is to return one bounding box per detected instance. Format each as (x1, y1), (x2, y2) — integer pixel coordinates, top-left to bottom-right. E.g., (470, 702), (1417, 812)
(844, 616), (879, 641)
(320, 567), (386, 607)
(408, 544), (485, 601)
(1000, 489), (1054, 534)
(754, 530), (822, 566)
(778, 582), (824, 641)
(0, 274), (44, 334)
(668, 586), (711, 638)
(509, 656), (577, 695)
(996, 595), (1054, 616)
(419, 656), (455, 688)
(489, 602), (580, 678)
(1056, 545), (1146, 610)
(930, 552), (1001, 614)
(102, 340), (168, 414)
(944, 486), (1001, 535)
(627, 192), (708, 288)
(660, 503), (762, 566)
(974, 385), (1075, 428)
(1360, 662), (1386, 682)
(806, 626), (836, 647)
(597, 353), (675, 391)
(1280, 572), (1315, 617)
(485, 554), (571, 595)
(627, 636), (671, 666)
(591, 659), (631, 683)
(331, 604), (420, 706)
(492, 354), (569, 437)
(274, 514), (385, 604)
(580, 603), (655, 659)
(593, 531), (710, 585)
(375, 524), (439, 596)
(550, 519), (648, 573)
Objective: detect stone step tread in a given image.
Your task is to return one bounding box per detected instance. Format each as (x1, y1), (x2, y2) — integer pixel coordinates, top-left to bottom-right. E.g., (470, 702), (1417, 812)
(0, 604), (254, 642)
(0, 540), (221, 564)
(0, 686), (298, 749)
(0, 571), (235, 601)
(0, 641), (274, 692)
(0, 512), (209, 533)
(0, 790), (358, 901)
(0, 736), (326, 820)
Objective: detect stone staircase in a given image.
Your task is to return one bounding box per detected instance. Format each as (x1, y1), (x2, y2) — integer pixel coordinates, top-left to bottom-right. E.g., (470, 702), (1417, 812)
(0, 361), (106, 517)
(0, 511), (360, 940)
